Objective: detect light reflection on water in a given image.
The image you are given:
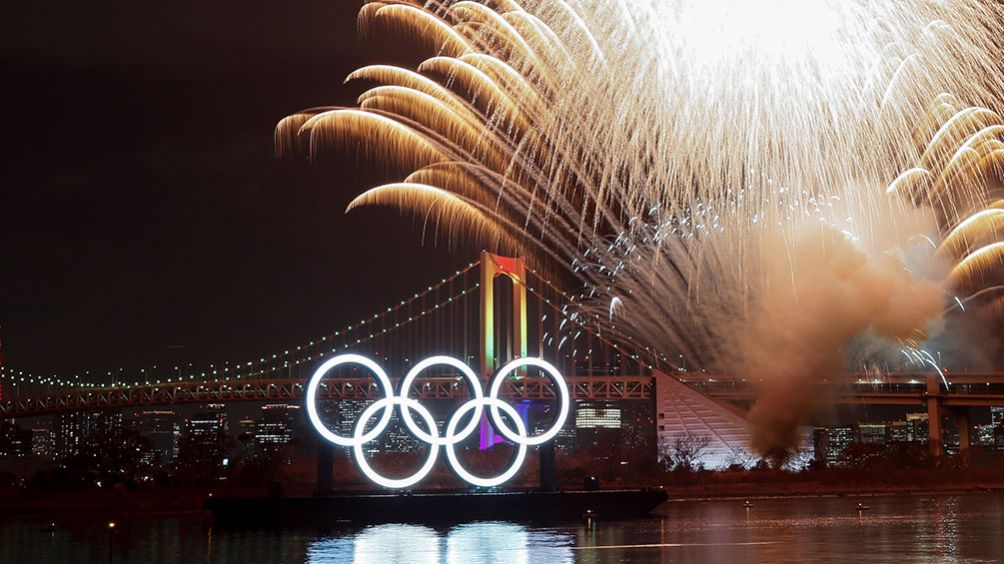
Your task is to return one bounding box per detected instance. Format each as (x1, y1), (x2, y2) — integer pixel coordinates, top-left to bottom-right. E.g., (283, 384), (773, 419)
(446, 522), (572, 564)
(3, 494), (1004, 563)
(306, 522), (574, 564)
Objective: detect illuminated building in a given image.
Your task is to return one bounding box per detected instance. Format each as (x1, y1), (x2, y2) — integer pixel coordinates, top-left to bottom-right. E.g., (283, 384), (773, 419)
(655, 375), (757, 469)
(182, 404), (228, 468)
(255, 404), (300, 461)
(906, 413), (930, 442)
(380, 413), (425, 455)
(315, 399), (367, 452)
(314, 398), (426, 455)
(555, 424), (577, 452)
(886, 420), (909, 443)
(826, 426), (854, 466)
(55, 410), (123, 459)
(992, 406), (1004, 427)
(136, 410), (178, 465)
(55, 412), (84, 458)
(30, 428), (53, 458)
(238, 416), (256, 457)
(812, 427), (828, 465)
(576, 403), (621, 429)
(0, 419), (30, 457)
(980, 409), (1004, 451)
(561, 400), (653, 457)
(857, 423), (886, 445)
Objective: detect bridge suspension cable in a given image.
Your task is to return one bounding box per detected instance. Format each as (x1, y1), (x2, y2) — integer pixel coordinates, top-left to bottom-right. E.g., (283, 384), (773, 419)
(0, 258), (482, 391)
(0, 254), (680, 406)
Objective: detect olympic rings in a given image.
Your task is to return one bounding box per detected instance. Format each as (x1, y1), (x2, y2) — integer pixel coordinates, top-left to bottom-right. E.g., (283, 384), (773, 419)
(305, 354), (569, 488)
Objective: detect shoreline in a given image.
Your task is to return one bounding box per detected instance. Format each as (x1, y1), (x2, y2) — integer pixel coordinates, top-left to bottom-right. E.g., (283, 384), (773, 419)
(4, 481), (1004, 518)
(659, 481), (1004, 502)
(665, 487), (1004, 503)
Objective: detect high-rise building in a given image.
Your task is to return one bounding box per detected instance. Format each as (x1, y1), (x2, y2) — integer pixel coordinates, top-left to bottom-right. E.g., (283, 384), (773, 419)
(992, 406), (1004, 427)
(55, 412), (84, 458)
(562, 400), (652, 455)
(182, 404), (228, 468)
(238, 416), (256, 457)
(239, 417), (256, 436)
(136, 410), (178, 465)
(826, 426), (854, 466)
(0, 419), (30, 458)
(857, 423), (886, 445)
(54, 410), (123, 459)
(30, 428), (53, 458)
(98, 412), (123, 454)
(886, 420), (909, 443)
(906, 413), (929, 443)
(556, 420), (578, 452)
(255, 404), (300, 460)
(570, 401), (622, 450)
(315, 399), (420, 455)
(575, 403), (621, 429)
(986, 409), (1004, 451)
(812, 427), (829, 465)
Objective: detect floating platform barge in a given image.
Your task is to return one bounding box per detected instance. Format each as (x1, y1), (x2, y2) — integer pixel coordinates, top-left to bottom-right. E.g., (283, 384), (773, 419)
(205, 489), (668, 525)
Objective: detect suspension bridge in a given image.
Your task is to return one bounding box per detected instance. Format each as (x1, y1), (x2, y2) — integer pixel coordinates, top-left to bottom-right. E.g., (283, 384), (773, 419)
(0, 253), (667, 418)
(2, 253), (1003, 457)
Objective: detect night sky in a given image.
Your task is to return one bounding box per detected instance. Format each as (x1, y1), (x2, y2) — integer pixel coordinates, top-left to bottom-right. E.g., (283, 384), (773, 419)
(0, 2), (469, 375)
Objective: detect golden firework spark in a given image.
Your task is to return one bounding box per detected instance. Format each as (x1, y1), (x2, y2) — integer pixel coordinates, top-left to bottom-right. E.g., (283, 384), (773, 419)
(280, 0), (1004, 377)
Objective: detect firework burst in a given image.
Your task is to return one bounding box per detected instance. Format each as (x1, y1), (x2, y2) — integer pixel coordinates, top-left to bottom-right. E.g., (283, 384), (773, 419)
(280, 0), (1004, 454)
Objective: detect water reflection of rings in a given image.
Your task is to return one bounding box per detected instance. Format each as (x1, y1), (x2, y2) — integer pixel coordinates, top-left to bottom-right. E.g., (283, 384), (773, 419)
(305, 354), (569, 488)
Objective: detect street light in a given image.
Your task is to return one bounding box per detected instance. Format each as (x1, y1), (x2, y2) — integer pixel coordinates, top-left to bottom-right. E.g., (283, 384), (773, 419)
(107, 521), (116, 564)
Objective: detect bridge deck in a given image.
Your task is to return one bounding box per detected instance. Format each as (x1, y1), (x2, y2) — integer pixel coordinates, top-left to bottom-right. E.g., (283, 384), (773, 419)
(5, 373), (1004, 418)
(0, 376), (654, 418)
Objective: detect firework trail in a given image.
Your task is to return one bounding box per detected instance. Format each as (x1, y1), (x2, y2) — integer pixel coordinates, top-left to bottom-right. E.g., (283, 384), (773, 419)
(280, 0), (1004, 456)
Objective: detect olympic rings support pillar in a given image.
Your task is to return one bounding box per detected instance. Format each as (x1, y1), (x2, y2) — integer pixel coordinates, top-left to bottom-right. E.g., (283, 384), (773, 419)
(316, 439), (333, 496)
(539, 442), (557, 491)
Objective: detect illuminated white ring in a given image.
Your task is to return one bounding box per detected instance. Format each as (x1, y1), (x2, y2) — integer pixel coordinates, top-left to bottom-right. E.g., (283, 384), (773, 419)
(305, 354), (394, 447)
(399, 355), (484, 446)
(305, 354), (568, 489)
(488, 357), (569, 446)
(444, 397), (528, 488)
(352, 396), (440, 489)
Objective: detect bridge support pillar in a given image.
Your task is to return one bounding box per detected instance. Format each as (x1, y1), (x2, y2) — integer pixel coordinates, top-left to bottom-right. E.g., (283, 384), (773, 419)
(927, 374), (943, 459)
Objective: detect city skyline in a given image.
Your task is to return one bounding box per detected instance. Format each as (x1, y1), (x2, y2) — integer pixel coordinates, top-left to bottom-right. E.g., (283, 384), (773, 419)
(3, 399), (1002, 469)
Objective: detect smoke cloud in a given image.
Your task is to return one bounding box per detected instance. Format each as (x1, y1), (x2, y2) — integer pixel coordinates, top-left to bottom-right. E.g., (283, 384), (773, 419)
(734, 222), (944, 457)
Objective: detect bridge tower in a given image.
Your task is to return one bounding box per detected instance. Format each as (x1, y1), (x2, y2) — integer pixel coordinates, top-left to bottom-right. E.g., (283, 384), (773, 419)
(479, 251), (528, 380)
(479, 252), (557, 489)
(478, 252), (528, 450)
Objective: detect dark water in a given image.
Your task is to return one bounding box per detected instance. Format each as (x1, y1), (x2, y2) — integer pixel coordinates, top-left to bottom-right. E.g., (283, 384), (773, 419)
(3, 494), (1004, 563)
